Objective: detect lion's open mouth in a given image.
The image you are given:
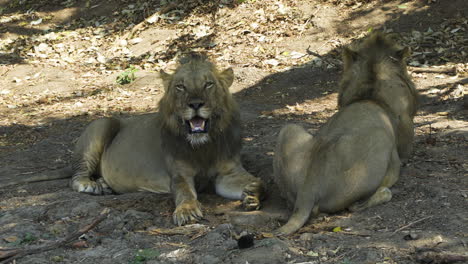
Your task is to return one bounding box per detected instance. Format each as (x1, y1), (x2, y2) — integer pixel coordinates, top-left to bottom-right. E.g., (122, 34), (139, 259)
(187, 116), (209, 133)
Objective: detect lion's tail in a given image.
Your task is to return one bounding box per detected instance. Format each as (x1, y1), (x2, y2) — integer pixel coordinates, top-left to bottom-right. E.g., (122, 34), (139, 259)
(0, 167), (72, 189)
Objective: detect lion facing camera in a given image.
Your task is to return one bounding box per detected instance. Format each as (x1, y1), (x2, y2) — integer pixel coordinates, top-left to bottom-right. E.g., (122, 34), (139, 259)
(273, 33), (419, 235)
(70, 53), (264, 226)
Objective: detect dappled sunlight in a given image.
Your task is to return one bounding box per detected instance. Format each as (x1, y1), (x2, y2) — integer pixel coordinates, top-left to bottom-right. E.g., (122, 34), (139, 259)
(0, 191), (71, 210)
(0, 0), (467, 263)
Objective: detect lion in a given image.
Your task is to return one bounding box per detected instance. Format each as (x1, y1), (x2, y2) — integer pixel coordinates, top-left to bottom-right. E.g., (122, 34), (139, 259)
(2, 53), (264, 226)
(273, 32), (419, 235)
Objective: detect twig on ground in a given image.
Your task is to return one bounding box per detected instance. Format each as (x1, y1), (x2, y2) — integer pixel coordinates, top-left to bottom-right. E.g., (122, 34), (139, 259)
(392, 216), (432, 234)
(0, 208), (110, 263)
(299, 7), (320, 36)
(408, 66), (457, 75)
(306, 45), (341, 67)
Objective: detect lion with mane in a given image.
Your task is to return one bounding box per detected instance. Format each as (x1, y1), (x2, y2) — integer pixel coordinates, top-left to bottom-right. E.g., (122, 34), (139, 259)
(273, 32), (419, 235)
(2, 53), (264, 226)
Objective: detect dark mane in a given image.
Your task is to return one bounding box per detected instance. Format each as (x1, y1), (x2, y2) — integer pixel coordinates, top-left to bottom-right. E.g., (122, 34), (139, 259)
(179, 52), (208, 63)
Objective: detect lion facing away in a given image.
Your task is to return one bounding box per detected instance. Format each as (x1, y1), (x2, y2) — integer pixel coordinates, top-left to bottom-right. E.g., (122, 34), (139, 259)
(70, 53), (264, 226)
(273, 33), (419, 235)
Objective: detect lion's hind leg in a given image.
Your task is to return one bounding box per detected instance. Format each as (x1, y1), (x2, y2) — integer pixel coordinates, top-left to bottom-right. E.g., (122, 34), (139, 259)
(348, 187), (392, 212)
(71, 118), (120, 195)
(349, 148), (401, 212)
(274, 124), (313, 207)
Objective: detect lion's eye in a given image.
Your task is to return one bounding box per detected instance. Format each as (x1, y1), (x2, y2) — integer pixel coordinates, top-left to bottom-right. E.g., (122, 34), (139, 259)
(205, 82), (214, 89)
(175, 84), (185, 92)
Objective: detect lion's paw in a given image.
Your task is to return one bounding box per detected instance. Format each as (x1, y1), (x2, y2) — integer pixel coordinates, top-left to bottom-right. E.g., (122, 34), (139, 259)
(241, 181), (264, 211)
(173, 200), (203, 226)
(96, 177), (114, 195)
(71, 177), (105, 195)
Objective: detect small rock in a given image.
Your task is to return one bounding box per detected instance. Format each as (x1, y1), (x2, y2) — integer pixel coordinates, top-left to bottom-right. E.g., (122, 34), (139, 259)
(159, 248), (190, 262)
(118, 39), (128, 46)
(403, 232), (420, 240)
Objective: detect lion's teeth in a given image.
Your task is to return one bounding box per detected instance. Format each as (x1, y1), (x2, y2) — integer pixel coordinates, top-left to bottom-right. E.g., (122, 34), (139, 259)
(189, 118), (206, 132)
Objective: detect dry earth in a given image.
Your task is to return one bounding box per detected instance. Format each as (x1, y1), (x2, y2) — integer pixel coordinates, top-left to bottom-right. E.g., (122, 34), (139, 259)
(0, 0), (467, 263)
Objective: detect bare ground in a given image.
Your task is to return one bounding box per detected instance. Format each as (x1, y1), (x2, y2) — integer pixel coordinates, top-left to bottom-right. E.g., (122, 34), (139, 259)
(0, 0), (467, 263)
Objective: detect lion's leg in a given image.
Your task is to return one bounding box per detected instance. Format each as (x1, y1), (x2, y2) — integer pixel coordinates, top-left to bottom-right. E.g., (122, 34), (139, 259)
(381, 147), (401, 188)
(274, 124), (313, 207)
(71, 118), (120, 195)
(171, 160), (203, 226)
(348, 187), (392, 212)
(349, 148), (400, 212)
(215, 160), (264, 211)
(397, 115), (414, 162)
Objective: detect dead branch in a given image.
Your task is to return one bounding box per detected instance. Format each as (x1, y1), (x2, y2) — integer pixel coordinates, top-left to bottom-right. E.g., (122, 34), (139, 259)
(0, 208), (110, 263)
(393, 216), (432, 234)
(409, 66), (457, 75)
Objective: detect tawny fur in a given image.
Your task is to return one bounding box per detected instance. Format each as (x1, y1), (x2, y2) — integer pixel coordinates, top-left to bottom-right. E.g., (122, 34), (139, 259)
(273, 33), (419, 235)
(2, 54), (264, 226)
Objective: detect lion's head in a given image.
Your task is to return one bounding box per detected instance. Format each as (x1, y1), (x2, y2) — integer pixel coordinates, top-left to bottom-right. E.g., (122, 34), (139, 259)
(159, 53), (238, 146)
(338, 32), (419, 118)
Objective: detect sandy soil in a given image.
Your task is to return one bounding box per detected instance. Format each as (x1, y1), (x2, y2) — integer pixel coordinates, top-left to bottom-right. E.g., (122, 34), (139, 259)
(0, 0), (467, 263)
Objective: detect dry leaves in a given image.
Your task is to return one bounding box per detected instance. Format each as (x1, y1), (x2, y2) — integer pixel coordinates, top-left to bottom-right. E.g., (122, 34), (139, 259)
(146, 224), (210, 240)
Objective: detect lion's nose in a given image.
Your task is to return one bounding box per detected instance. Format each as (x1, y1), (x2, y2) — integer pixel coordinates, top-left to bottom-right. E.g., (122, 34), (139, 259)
(188, 101), (204, 110)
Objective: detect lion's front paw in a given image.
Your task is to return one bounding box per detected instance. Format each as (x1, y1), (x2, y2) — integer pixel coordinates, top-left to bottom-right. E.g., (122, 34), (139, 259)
(71, 177), (105, 195)
(173, 200), (203, 226)
(241, 181), (264, 211)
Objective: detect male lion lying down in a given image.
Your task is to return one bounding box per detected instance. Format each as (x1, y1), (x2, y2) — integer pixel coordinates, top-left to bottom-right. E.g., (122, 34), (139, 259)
(31, 54), (263, 226)
(273, 33), (419, 235)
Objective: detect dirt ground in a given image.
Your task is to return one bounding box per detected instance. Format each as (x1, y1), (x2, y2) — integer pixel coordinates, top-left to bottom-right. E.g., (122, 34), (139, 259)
(0, 0), (467, 263)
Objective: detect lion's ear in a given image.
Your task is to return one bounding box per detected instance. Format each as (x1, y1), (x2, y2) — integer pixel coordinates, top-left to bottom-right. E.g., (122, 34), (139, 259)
(395, 46), (410, 60)
(342, 47), (358, 70)
(219, 68), (234, 88)
(160, 70), (172, 91)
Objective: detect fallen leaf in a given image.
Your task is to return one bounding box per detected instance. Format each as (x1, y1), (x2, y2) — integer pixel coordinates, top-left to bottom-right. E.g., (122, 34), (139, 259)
(261, 232), (274, 238)
(265, 59), (279, 66)
(332, 226), (342, 232)
(71, 240), (89, 248)
(30, 18), (43, 25)
(290, 51), (305, 59)
(3, 236), (19, 243)
(129, 38), (143, 45)
(307, 251), (319, 257)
